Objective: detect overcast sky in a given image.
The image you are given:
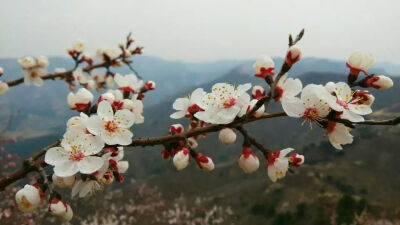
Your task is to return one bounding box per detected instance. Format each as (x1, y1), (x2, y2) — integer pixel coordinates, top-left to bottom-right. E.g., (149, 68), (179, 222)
(1, 0), (399, 63)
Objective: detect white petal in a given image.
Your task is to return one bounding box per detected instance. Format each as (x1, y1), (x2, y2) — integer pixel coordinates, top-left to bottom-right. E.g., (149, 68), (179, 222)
(172, 98), (190, 111)
(86, 115), (104, 135)
(282, 78), (302, 98)
(45, 147), (69, 166)
(54, 161), (79, 177)
(170, 110), (186, 119)
(78, 156), (104, 174)
(281, 97), (305, 118)
(114, 109), (135, 128)
(97, 101), (114, 121)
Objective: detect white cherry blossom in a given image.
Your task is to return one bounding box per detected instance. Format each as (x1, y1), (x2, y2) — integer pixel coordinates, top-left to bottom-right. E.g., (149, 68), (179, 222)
(66, 112), (90, 133)
(114, 73), (143, 93)
(195, 83), (251, 124)
(274, 73), (302, 102)
(122, 97), (144, 124)
(282, 84), (335, 125)
(87, 101), (135, 145)
(325, 82), (372, 122)
(326, 120), (353, 150)
(267, 148), (294, 182)
(45, 130), (104, 177)
(170, 88), (206, 119)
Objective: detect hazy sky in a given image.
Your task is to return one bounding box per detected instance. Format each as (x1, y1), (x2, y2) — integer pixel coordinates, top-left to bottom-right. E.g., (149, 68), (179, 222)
(1, 0), (399, 63)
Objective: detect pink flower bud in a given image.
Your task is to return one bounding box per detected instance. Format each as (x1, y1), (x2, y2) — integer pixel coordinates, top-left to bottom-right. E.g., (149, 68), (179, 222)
(169, 124), (184, 135)
(67, 88), (94, 112)
(49, 198), (73, 222)
(346, 51), (375, 76)
(144, 81), (156, 90)
(253, 55), (275, 78)
(252, 85), (266, 100)
(366, 75), (393, 90)
(15, 185), (42, 213)
(218, 128), (236, 145)
(173, 148), (190, 170)
(286, 45), (301, 66)
(196, 154), (214, 171)
(238, 146), (259, 173)
(289, 153), (304, 166)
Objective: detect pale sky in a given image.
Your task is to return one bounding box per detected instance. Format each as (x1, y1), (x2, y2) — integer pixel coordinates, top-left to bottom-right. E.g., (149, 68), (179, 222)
(0, 0), (399, 63)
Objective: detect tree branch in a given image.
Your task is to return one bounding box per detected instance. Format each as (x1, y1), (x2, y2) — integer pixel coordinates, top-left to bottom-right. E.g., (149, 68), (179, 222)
(236, 126), (271, 158)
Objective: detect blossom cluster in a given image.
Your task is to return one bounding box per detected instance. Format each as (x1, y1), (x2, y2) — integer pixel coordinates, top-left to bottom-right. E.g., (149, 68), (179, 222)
(2, 31), (396, 223)
(8, 37), (155, 222)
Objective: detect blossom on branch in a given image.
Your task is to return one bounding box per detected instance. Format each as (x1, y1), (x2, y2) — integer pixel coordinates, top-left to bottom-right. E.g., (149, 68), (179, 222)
(45, 130), (104, 177)
(170, 88), (206, 119)
(326, 120), (354, 150)
(87, 101), (135, 145)
(326, 82), (372, 122)
(114, 73), (143, 93)
(195, 83), (251, 124)
(251, 85), (266, 100)
(267, 148), (293, 182)
(282, 84), (334, 126)
(66, 112), (90, 134)
(19, 56), (48, 86)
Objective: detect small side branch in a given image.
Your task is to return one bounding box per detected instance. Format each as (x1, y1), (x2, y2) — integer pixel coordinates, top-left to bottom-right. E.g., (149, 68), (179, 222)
(236, 126), (271, 157)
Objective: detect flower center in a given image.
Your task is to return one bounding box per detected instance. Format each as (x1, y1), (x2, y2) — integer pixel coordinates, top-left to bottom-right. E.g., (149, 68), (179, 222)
(302, 107), (319, 121)
(223, 97), (236, 108)
(69, 145), (85, 161)
(336, 100), (349, 109)
(105, 121), (118, 133)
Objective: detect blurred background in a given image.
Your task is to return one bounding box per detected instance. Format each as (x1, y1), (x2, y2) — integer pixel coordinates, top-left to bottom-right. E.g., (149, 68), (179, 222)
(1, 0), (400, 224)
